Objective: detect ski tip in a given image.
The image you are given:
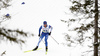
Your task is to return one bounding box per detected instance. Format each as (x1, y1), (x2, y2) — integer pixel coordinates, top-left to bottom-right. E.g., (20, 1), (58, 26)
(45, 52), (47, 55)
(45, 51), (48, 55)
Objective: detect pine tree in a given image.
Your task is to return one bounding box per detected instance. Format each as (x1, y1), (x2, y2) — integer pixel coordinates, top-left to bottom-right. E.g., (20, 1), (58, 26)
(61, 0), (100, 56)
(0, 0), (34, 55)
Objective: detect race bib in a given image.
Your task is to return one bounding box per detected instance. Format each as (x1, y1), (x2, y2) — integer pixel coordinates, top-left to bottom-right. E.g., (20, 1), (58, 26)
(42, 25), (49, 33)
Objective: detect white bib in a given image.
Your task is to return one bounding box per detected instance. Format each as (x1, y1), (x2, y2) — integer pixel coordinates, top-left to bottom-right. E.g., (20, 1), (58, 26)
(42, 25), (49, 33)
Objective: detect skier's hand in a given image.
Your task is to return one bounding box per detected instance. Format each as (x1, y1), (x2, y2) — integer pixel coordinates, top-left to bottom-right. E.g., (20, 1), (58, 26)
(49, 32), (51, 35)
(38, 34), (40, 37)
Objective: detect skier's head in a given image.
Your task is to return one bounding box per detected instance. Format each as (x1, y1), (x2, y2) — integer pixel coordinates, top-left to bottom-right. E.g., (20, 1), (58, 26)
(43, 21), (47, 24)
(43, 21), (47, 27)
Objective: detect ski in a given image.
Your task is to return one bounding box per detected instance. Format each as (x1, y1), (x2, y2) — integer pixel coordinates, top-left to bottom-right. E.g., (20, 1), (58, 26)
(45, 51), (48, 55)
(45, 49), (48, 55)
(24, 48), (42, 53)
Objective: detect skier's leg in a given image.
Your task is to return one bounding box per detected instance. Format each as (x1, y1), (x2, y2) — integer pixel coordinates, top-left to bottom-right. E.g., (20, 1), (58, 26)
(45, 34), (49, 52)
(33, 34), (44, 51)
(37, 34), (45, 46)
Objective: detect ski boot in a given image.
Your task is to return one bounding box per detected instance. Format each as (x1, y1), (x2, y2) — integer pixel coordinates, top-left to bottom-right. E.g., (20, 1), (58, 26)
(33, 46), (38, 51)
(45, 46), (48, 54)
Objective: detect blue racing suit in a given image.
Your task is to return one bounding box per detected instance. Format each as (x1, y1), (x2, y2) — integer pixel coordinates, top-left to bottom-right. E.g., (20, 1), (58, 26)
(37, 25), (53, 47)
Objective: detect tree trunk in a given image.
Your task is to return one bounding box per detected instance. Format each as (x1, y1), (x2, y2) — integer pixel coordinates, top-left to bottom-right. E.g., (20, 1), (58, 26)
(94, 0), (99, 56)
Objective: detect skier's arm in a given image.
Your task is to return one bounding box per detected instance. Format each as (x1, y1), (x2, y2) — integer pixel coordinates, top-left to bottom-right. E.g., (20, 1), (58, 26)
(39, 26), (42, 34)
(49, 25), (53, 32)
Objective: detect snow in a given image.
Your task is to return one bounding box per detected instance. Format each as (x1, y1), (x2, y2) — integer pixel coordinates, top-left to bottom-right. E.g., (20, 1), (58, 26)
(1, 36), (71, 56)
(0, 0), (89, 56)
(2, 35), (83, 56)
(22, 35), (69, 56)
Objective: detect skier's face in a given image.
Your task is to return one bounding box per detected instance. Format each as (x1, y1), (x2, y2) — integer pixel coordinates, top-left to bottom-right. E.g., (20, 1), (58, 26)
(44, 24), (47, 27)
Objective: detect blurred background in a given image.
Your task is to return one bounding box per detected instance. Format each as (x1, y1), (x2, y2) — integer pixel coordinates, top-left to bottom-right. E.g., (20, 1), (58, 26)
(0, 0), (100, 56)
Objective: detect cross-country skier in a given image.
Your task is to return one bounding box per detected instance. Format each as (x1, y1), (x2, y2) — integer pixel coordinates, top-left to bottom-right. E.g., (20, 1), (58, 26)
(33, 21), (53, 53)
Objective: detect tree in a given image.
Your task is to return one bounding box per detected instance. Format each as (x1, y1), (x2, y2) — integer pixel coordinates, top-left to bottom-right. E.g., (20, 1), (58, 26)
(94, 0), (99, 56)
(61, 0), (100, 56)
(0, 0), (33, 55)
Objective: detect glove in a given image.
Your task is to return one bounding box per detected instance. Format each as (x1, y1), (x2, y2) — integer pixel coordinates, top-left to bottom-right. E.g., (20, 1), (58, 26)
(38, 34), (40, 37)
(49, 32), (51, 35)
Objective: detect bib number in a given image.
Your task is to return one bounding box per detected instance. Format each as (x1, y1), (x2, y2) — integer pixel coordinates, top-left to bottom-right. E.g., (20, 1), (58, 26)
(43, 30), (48, 33)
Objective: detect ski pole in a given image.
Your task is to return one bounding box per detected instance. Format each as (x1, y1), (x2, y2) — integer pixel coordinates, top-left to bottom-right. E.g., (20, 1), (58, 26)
(50, 36), (59, 45)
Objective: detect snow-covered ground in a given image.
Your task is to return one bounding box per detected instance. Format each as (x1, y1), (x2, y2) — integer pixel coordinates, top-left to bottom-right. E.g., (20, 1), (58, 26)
(0, 0), (89, 56)
(2, 36), (82, 56)
(22, 37), (71, 56)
